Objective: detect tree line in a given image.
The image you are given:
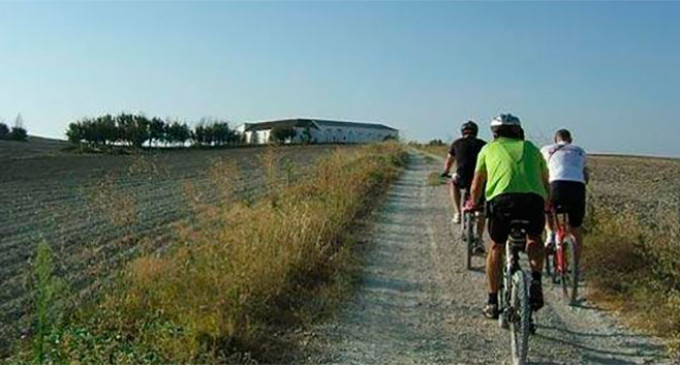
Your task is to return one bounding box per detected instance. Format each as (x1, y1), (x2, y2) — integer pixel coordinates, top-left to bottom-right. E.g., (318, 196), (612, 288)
(66, 113), (243, 148)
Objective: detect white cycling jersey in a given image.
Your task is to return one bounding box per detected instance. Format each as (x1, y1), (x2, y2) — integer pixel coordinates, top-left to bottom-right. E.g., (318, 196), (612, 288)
(540, 142), (587, 183)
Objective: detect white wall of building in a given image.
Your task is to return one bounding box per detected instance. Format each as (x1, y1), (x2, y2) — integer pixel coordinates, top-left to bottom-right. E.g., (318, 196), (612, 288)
(239, 123), (398, 145)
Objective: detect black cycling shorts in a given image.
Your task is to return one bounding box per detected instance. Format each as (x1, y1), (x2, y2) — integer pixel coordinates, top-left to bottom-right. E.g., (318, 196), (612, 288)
(487, 193), (545, 244)
(451, 173), (486, 207)
(550, 181), (586, 227)
(451, 170), (473, 190)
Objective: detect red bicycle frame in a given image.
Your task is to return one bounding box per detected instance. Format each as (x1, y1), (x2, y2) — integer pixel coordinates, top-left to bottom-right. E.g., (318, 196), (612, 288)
(551, 209), (581, 303)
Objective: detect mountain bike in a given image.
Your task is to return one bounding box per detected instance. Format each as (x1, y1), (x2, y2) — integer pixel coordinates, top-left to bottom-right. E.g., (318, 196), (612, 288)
(461, 190), (483, 270)
(498, 219), (533, 365)
(443, 173), (482, 270)
(545, 209), (579, 304)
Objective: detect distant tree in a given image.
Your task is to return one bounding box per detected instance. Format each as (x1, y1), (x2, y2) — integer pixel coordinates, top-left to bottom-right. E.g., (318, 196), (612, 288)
(209, 122), (231, 146)
(9, 127), (28, 141)
(270, 126), (297, 144)
(115, 113), (150, 147)
(9, 114), (28, 141)
(98, 114), (117, 145)
(428, 139), (445, 146)
(149, 117), (166, 147)
(66, 122), (84, 144)
(193, 124), (207, 146)
(166, 121), (190, 146)
(0, 123), (9, 140)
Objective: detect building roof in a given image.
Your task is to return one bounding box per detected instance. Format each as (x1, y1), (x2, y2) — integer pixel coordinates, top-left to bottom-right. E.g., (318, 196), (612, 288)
(244, 118), (398, 132)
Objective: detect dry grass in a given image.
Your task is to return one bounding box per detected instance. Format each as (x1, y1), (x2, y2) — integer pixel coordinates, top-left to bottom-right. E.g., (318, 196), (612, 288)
(413, 144), (448, 159)
(583, 200), (680, 357)
(10, 143), (407, 364)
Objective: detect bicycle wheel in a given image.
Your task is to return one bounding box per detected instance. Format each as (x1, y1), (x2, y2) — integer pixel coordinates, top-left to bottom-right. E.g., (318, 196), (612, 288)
(498, 257), (509, 330)
(510, 270), (530, 365)
(566, 238), (579, 304)
(465, 213), (474, 269)
(544, 249), (552, 278)
(558, 242), (569, 299)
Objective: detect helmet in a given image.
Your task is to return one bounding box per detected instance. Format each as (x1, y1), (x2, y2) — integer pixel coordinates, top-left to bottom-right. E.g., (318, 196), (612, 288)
(461, 121), (478, 136)
(490, 113), (521, 127)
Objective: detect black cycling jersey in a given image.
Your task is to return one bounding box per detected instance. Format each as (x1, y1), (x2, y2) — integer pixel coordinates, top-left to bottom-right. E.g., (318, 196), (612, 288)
(449, 136), (486, 183)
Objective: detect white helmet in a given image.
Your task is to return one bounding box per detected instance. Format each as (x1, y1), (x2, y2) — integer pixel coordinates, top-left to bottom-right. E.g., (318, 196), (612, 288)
(490, 113), (521, 127)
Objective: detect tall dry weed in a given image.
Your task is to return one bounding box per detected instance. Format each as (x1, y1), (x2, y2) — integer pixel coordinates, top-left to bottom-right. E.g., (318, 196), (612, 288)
(12, 143), (407, 364)
(584, 200), (680, 358)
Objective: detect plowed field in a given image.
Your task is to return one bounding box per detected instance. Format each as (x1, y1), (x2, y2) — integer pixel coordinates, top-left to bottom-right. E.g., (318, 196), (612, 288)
(0, 144), (342, 354)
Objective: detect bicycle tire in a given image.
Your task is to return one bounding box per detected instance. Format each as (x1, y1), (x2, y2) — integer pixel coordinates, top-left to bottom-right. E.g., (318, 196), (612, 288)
(510, 270), (530, 365)
(551, 251), (560, 284)
(465, 213), (474, 270)
(558, 241), (569, 299)
(498, 256), (509, 330)
(544, 250), (552, 278)
(567, 238), (579, 304)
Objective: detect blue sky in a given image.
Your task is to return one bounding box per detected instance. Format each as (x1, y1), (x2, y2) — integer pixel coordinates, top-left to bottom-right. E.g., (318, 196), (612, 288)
(1, 2), (678, 156)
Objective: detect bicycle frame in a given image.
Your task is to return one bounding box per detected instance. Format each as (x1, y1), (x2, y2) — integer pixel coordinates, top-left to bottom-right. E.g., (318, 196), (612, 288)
(554, 212), (569, 276)
(461, 189), (482, 269)
(551, 210), (580, 303)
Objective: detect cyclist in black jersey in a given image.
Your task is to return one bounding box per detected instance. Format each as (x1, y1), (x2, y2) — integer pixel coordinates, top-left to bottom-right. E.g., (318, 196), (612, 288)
(442, 121), (486, 244)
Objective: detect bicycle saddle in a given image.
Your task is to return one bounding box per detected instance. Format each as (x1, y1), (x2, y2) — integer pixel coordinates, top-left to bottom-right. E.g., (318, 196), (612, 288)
(508, 219), (530, 242)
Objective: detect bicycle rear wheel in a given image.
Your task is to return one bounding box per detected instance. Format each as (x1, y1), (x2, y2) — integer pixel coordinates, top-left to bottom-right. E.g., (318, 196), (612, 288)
(510, 270), (530, 365)
(566, 238), (579, 304)
(465, 213), (474, 269)
(558, 242), (569, 299)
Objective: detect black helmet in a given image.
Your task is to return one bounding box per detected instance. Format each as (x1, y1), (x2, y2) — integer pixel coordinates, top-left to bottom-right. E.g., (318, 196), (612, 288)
(461, 121), (478, 136)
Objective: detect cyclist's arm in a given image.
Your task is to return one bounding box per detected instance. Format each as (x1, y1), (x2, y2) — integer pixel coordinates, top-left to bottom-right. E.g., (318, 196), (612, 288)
(542, 169), (551, 212)
(538, 146), (551, 211)
(470, 146), (487, 204)
(470, 170), (486, 204)
(443, 153), (455, 175)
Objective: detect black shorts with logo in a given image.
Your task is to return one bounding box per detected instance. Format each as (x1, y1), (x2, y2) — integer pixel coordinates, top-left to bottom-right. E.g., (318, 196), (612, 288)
(487, 193), (545, 244)
(550, 181), (586, 227)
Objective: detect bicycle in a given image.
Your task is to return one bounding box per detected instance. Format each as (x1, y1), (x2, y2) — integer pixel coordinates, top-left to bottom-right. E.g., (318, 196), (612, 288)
(544, 208), (580, 304)
(442, 173), (482, 270)
(498, 219), (534, 365)
(461, 190), (483, 270)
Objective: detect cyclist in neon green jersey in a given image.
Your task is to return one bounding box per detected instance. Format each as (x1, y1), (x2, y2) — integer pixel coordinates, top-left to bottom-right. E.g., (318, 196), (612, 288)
(465, 113), (551, 319)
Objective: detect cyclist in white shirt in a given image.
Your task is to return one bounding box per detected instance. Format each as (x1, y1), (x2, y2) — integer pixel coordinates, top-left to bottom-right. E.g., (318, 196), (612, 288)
(540, 129), (588, 252)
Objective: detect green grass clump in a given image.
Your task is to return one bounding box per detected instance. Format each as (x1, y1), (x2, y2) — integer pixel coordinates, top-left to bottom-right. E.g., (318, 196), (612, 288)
(9, 142), (407, 364)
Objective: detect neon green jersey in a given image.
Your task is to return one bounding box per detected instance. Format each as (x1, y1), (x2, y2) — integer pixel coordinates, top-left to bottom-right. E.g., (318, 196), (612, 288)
(475, 137), (548, 201)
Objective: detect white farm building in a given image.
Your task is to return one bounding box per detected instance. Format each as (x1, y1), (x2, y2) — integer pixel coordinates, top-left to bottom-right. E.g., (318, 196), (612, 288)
(234, 118), (398, 145)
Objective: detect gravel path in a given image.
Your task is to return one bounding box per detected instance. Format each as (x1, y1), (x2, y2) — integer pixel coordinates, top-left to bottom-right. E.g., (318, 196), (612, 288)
(303, 151), (670, 365)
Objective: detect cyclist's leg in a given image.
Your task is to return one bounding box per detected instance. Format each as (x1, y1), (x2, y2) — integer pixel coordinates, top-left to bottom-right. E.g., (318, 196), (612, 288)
(476, 216), (486, 244)
(484, 197), (510, 317)
(524, 194), (546, 310)
(545, 182), (559, 246)
(476, 187), (487, 241)
(486, 242), (503, 294)
(527, 234), (545, 274)
(566, 182), (586, 259)
(449, 179), (462, 218)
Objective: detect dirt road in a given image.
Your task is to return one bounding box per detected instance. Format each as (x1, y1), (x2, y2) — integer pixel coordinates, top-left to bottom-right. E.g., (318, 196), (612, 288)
(303, 152), (669, 364)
